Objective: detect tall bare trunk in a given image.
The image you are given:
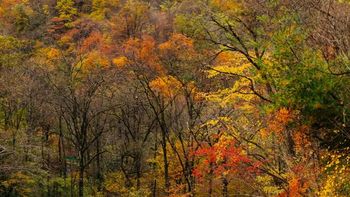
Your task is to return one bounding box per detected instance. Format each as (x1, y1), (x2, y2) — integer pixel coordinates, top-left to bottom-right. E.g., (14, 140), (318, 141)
(79, 150), (84, 197)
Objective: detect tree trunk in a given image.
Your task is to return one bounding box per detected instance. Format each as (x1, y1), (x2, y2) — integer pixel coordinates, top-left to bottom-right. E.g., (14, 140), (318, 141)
(58, 116), (67, 178)
(222, 176), (228, 197)
(70, 162), (74, 197)
(79, 150), (84, 197)
(161, 128), (170, 195)
(136, 151), (141, 190)
(152, 134), (157, 197)
(96, 137), (102, 191)
(208, 163), (213, 197)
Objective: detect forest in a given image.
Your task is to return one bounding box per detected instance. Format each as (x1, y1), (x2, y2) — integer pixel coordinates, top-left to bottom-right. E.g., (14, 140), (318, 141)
(1, 0), (350, 196)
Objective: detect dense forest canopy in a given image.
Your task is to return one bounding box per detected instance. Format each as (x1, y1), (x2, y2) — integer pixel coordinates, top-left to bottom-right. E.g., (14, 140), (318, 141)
(1, 0), (350, 196)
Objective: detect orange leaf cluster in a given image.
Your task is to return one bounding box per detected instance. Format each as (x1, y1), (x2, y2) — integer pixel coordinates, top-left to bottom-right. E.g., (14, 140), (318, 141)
(292, 125), (312, 153)
(277, 177), (302, 197)
(266, 108), (294, 137)
(80, 31), (103, 53)
(149, 76), (182, 98)
(159, 33), (196, 60)
(123, 36), (164, 73)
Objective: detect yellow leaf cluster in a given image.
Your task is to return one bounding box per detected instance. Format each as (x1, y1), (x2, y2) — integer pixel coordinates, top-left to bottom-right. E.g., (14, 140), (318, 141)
(112, 56), (128, 68)
(210, 0), (242, 13)
(34, 47), (61, 70)
(319, 150), (350, 197)
(256, 175), (284, 196)
(149, 76), (182, 98)
(206, 77), (256, 112)
(208, 51), (251, 78)
(2, 171), (35, 196)
(90, 0), (120, 20)
(46, 47), (60, 59)
(78, 51), (110, 72)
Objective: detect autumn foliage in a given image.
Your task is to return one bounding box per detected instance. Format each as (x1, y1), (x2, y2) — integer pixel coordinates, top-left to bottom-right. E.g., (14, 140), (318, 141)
(1, 0), (350, 197)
